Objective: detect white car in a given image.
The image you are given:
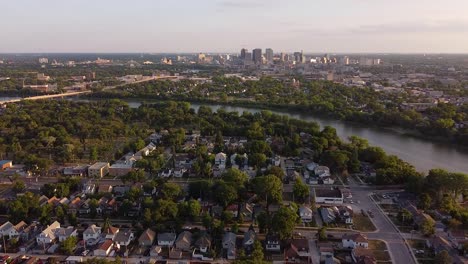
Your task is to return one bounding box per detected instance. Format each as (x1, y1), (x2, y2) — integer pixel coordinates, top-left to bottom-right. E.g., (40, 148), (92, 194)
(82, 250), (90, 256)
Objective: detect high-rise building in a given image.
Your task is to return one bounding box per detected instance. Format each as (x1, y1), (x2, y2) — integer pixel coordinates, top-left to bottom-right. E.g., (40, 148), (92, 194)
(265, 48), (274, 62)
(294, 51), (305, 64)
(339, 56), (350, 65)
(240, 48), (248, 60)
(39, 58), (48, 64)
(252, 48), (262, 64)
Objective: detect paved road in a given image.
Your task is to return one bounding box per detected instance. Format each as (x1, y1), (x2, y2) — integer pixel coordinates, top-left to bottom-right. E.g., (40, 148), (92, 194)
(348, 178), (416, 264)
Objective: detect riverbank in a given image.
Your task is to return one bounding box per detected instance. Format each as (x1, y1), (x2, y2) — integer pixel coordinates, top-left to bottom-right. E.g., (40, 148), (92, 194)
(85, 93), (468, 149)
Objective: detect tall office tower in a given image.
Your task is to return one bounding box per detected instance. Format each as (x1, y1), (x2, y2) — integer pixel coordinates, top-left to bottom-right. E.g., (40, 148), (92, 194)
(252, 48), (262, 64)
(280, 53), (286, 62)
(294, 51), (305, 63)
(265, 48), (274, 62)
(240, 48), (248, 59)
(244, 52), (252, 61)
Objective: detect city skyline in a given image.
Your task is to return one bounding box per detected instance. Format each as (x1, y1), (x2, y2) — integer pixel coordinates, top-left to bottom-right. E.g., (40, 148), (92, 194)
(1, 0), (468, 53)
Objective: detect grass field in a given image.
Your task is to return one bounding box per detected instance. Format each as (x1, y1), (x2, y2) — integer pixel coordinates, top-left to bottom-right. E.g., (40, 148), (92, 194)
(353, 214), (377, 232)
(369, 240), (392, 263)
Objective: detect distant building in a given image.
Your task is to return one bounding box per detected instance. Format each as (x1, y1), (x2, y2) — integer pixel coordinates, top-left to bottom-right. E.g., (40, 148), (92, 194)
(314, 188), (344, 204)
(38, 58), (48, 64)
(88, 162), (110, 178)
(294, 51), (305, 64)
(265, 48), (274, 62)
(252, 48), (262, 64)
(240, 48), (248, 60)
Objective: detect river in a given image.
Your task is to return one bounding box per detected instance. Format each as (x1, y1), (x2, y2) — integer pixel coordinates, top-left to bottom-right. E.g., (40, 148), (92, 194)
(5, 96), (468, 173)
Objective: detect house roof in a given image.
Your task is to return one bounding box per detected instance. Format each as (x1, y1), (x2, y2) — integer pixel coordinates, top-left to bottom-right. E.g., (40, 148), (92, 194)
(158, 232), (176, 242)
(55, 227), (76, 237)
(104, 226), (119, 235)
(343, 233), (368, 243)
(139, 229), (156, 244)
(195, 233), (212, 248)
(243, 230), (256, 244)
(114, 229), (133, 243)
(0, 221), (14, 232)
(353, 247), (374, 258)
(39, 221), (61, 240)
(84, 225), (101, 235)
(169, 248), (182, 259)
(175, 231), (192, 245)
(314, 188), (343, 198)
(223, 232), (236, 246)
(14, 221), (27, 232)
(291, 239), (309, 251)
(98, 240), (113, 251)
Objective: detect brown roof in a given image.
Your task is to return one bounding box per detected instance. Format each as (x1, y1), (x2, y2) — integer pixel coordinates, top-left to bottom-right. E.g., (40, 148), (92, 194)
(99, 240), (113, 251)
(104, 226), (119, 235)
(353, 247), (374, 258)
(139, 228), (156, 243)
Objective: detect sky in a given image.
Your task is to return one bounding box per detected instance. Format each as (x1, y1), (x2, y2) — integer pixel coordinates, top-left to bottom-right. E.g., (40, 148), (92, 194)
(1, 0), (468, 53)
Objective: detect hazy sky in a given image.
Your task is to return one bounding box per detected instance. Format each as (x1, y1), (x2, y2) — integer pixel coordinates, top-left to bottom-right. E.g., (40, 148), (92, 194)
(2, 0), (468, 53)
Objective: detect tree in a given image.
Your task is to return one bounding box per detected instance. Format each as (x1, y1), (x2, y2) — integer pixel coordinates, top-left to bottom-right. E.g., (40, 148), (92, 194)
(271, 207), (299, 240)
(222, 168), (249, 186)
(420, 218), (435, 236)
(398, 209), (413, 224)
(12, 180), (26, 193)
(434, 250), (452, 264)
(252, 175), (283, 209)
(60, 236), (78, 255)
(264, 166), (285, 181)
(249, 153), (267, 168)
(417, 193), (432, 210)
(161, 182), (181, 200)
(212, 182), (238, 207)
(318, 227), (327, 241)
(251, 240), (265, 263)
(293, 179), (309, 203)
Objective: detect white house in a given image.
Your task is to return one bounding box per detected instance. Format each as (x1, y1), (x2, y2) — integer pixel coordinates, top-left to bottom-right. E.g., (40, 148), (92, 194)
(0, 221), (19, 239)
(299, 206), (314, 223)
(342, 233), (369, 249)
(265, 234), (281, 252)
(36, 221), (60, 244)
(215, 152), (227, 169)
(314, 166), (331, 177)
(83, 225), (101, 244)
(113, 230), (134, 248)
(55, 226), (78, 242)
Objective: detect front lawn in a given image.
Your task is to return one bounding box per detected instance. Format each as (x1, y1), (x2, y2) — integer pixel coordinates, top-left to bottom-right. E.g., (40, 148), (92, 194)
(353, 214), (377, 232)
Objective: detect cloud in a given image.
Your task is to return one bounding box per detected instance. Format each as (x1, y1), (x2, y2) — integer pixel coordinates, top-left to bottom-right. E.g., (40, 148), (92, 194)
(350, 20), (468, 35)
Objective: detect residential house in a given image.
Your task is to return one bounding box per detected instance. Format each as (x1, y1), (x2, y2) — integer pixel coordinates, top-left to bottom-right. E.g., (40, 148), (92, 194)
(215, 152), (227, 169)
(103, 226), (119, 240)
(94, 240), (114, 257)
(82, 182), (96, 195)
(222, 232), (236, 249)
(67, 197), (82, 215)
(169, 248), (183, 259)
(352, 247), (375, 264)
(98, 184), (113, 194)
(243, 229), (256, 251)
(36, 221), (60, 245)
(138, 229), (156, 247)
(62, 165), (88, 177)
(0, 160), (12, 170)
(342, 233), (369, 249)
(158, 232), (176, 247)
(265, 234), (281, 252)
(149, 245), (162, 257)
(83, 225), (101, 244)
(113, 229), (134, 248)
(240, 203), (254, 221)
(314, 166), (331, 177)
(0, 221), (19, 238)
(448, 229), (467, 250)
(299, 206), (313, 223)
(284, 239), (310, 263)
(88, 162), (110, 178)
(320, 207), (337, 224)
(226, 204), (239, 218)
(195, 233), (212, 253)
(335, 206), (353, 224)
(175, 231), (192, 252)
(55, 226), (78, 242)
(318, 242), (334, 259)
